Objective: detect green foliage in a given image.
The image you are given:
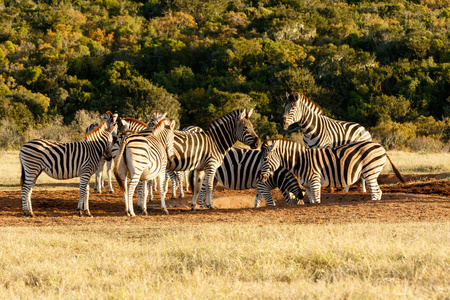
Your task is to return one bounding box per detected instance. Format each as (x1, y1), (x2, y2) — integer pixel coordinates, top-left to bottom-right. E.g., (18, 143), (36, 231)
(1, 0), (449, 151)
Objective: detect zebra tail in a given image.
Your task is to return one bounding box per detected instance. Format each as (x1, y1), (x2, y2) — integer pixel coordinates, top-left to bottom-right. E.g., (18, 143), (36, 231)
(113, 138), (128, 192)
(20, 162), (25, 188)
(386, 153), (406, 184)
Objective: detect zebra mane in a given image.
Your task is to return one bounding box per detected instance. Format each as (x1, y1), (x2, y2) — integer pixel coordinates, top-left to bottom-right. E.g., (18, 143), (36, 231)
(261, 138), (305, 152)
(287, 92), (323, 115)
(208, 109), (243, 130)
(121, 117), (147, 127)
(85, 121), (108, 141)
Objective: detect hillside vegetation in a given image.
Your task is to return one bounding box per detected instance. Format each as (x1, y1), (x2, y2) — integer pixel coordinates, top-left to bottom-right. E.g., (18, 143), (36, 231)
(0, 0), (449, 150)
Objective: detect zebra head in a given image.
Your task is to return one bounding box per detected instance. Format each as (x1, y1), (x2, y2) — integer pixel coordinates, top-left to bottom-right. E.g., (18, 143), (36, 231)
(258, 139), (281, 183)
(234, 109), (260, 149)
(146, 111), (167, 129)
(85, 121), (115, 160)
(150, 116), (176, 162)
(281, 92), (302, 130)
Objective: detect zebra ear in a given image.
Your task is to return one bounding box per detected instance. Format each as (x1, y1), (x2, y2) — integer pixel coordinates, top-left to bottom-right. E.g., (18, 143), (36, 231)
(239, 109), (246, 120)
(285, 92), (290, 101)
(146, 114), (151, 121)
(247, 108), (253, 118)
(169, 120), (176, 130)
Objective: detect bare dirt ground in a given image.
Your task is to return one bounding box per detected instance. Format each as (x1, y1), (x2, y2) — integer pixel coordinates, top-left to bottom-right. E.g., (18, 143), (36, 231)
(1, 174), (449, 226)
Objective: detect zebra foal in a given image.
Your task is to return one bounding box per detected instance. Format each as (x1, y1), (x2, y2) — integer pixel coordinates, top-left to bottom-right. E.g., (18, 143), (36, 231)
(258, 139), (405, 204)
(20, 121), (116, 217)
(114, 117), (176, 216)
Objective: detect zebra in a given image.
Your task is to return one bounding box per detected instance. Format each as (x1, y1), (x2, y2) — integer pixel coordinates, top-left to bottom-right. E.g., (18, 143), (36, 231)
(196, 146), (305, 208)
(113, 117), (176, 216)
(20, 121), (116, 217)
(258, 139), (406, 204)
(148, 109), (260, 210)
(85, 111), (119, 194)
(281, 92), (372, 192)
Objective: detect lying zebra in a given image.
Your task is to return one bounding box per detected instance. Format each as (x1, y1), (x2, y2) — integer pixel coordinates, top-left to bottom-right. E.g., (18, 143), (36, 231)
(259, 139), (405, 204)
(196, 147), (305, 208)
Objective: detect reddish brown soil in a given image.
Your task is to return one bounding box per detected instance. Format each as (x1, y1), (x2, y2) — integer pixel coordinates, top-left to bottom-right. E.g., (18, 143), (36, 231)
(1, 174), (449, 226)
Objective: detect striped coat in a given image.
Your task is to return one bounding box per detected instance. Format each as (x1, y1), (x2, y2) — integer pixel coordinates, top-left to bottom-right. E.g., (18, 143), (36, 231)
(199, 147), (304, 207)
(20, 121), (115, 217)
(259, 139), (405, 204)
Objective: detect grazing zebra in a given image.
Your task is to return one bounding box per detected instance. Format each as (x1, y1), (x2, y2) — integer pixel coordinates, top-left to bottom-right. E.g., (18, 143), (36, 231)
(149, 109), (260, 210)
(114, 117), (176, 216)
(85, 111), (119, 194)
(258, 139), (406, 204)
(20, 121), (116, 217)
(281, 92), (372, 192)
(197, 147), (305, 208)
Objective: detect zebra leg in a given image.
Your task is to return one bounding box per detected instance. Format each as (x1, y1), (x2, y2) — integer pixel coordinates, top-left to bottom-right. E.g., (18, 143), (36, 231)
(106, 159), (114, 194)
(177, 171), (184, 198)
(254, 191), (263, 208)
(191, 170), (205, 211)
(366, 178), (382, 201)
(361, 177), (367, 193)
(21, 169), (40, 217)
(137, 181), (148, 215)
(158, 173), (169, 215)
(78, 173), (92, 217)
(309, 178), (322, 204)
(184, 171), (190, 192)
(203, 170), (217, 210)
(126, 177), (140, 217)
(147, 180), (153, 201)
(343, 186), (350, 193)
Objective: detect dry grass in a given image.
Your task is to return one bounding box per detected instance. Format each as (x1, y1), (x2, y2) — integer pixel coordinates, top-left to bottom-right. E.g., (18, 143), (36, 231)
(381, 150), (450, 175)
(0, 222), (448, 299)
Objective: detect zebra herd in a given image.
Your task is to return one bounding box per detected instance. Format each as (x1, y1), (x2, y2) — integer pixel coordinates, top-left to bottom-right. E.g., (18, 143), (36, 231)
(19, 92), (406, 217)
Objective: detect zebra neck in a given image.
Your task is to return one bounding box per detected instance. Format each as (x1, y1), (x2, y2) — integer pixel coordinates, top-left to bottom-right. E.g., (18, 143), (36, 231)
(208, 123), (237, 153)
(279, 142), (304, 173)
(297, 108), (320, 135)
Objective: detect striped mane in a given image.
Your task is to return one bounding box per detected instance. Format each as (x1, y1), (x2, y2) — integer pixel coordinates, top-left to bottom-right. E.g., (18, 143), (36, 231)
(288, 92), (323, 115)
(122, 117), (147, 127)
(85, 121), (108, 141)
(208, 109), (242, 130)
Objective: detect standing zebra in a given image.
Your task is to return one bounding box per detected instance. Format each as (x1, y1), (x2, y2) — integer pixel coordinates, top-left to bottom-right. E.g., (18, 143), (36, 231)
(197, 147), (304, 208)
(20, 121), (116, 217)
(258, 139), (405, 204)
(114, 117), (176, 216)
(150, 109), (260, 210)
(85, 111), (119, 194)
(281, 92), (372, 192)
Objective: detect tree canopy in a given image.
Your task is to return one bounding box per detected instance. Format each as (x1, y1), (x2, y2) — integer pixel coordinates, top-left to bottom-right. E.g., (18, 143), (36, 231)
(0, 0), (449, 149)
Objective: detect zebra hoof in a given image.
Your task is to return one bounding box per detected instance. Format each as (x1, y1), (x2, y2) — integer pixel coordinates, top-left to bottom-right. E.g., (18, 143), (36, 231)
(24, 211), (35, 217)
(190, 205), (196, 211)
(109, 190), (114, 194)
(140, 210), (148, 216)
(77, 210), (83, 217)
(208, 205), (217, 210)
(162, 208), (169, 215)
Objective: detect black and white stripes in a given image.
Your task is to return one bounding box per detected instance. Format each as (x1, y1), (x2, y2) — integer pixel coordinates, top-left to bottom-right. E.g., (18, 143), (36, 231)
(258, 139), (405, 204)
(20, 121), (115, 217)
